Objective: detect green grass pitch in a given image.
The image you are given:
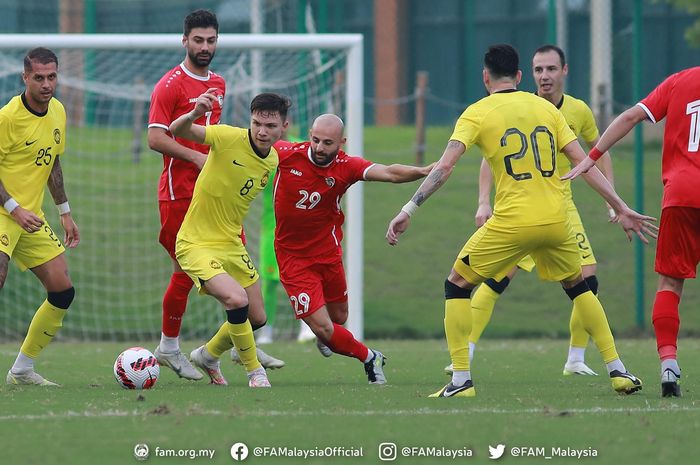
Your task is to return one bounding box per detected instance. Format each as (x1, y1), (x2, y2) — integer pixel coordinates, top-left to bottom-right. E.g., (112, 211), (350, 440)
(1, 339), (698, 465)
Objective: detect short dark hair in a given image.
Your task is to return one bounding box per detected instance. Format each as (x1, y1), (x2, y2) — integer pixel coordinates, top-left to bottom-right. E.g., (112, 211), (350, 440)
(484, 44), (519, 79)
(184, 9), (219, 36)
(250, 93), (292, 121)
(24, 47), (58, 73)
(534, 44), (566, 67)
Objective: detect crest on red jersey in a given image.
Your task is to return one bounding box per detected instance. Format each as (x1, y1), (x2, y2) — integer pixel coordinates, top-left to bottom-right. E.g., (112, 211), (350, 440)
(325, 177), (335, 187)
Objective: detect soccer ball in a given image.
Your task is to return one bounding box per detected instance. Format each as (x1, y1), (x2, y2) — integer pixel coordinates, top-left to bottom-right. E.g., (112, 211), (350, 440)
(113, 347), (160, 389)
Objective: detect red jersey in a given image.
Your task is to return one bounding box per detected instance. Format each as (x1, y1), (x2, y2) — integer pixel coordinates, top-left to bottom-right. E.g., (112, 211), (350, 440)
(148, 63), (226, 201)
(273, 140), (374, 257)
(638, 67), (700, 209)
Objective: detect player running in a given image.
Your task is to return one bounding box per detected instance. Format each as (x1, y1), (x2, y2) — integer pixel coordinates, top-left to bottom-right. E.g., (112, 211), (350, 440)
(169, 90), (290, 387)
(148, 10), (283, 379)
(269, 114), (433, 384)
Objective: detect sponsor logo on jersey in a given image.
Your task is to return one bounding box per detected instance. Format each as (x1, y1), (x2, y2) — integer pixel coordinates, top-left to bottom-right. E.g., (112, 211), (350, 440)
(290, 169), (303, 176)
(325, 177), (335, 187)
(53, 128), (61, 144)
(0, 234), (9, 246)
(189, 98), (198, 104)
(25, 139), (37, 146)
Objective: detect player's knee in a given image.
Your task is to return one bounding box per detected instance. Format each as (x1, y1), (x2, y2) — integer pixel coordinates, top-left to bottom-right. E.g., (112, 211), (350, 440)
(221, 293), (248, 310)
(484, 277), (511, 294)
(444, 279), (474, 299)
(48, 287), (75, 310)
(584, 275), (599, 295)
(563, 280), (591, 301)
(226, 305), (249, 324)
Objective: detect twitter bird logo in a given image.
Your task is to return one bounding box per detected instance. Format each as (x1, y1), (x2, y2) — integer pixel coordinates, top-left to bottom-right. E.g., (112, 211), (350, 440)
(488, 444), (506, 460)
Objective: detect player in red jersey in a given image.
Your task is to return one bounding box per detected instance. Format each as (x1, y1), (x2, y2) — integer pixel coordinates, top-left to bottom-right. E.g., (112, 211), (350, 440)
(147, 10), (283, 379)
(272, 114), (433, 384)
(565, 67), (700, 397)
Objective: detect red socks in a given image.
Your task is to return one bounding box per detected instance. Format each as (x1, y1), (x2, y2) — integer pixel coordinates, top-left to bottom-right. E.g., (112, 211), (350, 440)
(327, 323), (370, 361)
(652, 290), (681, 360)
(162, 272), (193, 337)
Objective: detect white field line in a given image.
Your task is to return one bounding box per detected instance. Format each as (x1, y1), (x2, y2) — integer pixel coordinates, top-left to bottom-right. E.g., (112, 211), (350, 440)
(0, 405), (697, 421)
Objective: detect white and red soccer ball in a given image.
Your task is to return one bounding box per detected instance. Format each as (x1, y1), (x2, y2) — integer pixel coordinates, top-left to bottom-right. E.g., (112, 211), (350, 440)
(113, 347), (160, 389)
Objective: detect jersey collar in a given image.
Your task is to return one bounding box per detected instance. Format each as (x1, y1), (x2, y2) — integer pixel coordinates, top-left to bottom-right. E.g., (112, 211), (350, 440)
(534, 90), (565, 109)
(179, 62), (211, 81)
(307, 146), (336, 168)
(247, 129), (270, 159)
(21, 93), (49, 117)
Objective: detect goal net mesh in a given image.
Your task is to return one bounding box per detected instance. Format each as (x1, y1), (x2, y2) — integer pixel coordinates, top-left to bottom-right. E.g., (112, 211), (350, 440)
(0, 40), (349, 341)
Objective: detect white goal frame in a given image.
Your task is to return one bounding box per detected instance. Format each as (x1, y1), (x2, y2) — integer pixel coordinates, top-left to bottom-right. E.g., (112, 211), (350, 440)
(0, 33), (366, 339)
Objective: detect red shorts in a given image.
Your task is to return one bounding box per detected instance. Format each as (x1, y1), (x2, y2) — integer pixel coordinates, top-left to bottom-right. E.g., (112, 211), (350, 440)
(158, 199), (247, 260)
(277, 248), (348, 319)
(159, 199), (191, 260)
(655, 206), (700, 279)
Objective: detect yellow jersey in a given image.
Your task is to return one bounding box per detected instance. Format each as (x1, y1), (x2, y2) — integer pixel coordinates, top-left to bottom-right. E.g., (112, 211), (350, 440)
(177, 125), (278, 244)
(549, 93), (599, 201)
(450, 90), (577, 228)
(0, 94), (66, 217)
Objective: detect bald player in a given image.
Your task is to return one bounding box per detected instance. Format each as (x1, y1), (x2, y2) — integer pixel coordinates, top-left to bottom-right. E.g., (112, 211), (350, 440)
(270, 114), (433, 385)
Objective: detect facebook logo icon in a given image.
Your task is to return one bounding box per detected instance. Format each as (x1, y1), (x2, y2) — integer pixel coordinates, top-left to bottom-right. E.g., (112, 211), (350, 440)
(230, 443), (249, 461)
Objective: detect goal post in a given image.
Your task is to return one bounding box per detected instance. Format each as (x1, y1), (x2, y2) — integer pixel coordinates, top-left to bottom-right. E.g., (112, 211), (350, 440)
(0, 33), (365, 341)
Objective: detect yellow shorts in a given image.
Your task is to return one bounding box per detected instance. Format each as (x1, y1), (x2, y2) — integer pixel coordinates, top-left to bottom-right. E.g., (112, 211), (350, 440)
(175, 237), (259, 294)
(514, 207), (596, 272)
(453, 221), (581, 284)
(0, 214), (65, 271)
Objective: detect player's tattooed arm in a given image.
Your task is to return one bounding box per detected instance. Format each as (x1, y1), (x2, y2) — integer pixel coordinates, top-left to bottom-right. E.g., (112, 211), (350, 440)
(411, 140), (465, 206)
(47, 157), (68, 204)
(0, 180), (12, 205)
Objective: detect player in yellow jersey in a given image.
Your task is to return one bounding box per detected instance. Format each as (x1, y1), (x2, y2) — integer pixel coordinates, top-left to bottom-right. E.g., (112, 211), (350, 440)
(1, 48), (79, 386)
(169, 89), (290, 387)
(386, 44), (657, 398)
(448, 45), (616, 376)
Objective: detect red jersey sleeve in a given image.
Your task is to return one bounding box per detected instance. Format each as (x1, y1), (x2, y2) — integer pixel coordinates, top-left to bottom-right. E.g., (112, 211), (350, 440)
(273, 140), (297, 163)
(342, 154), (374, 183)
(639, 73), (677, 123)
(148, 78), (179, 130)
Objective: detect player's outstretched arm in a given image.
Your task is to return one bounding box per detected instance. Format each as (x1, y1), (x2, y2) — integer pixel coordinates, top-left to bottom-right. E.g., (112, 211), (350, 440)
(560, 140), (658, 244)
(586, 137), (617, 220)
(475, 158), (493, 227)
(48, 157), (80, 248)
(0, 179), (44, 233)
(148, 128), (207, 170)
(169, 88), (219, 144)
(365, 161), (436, 183)
(386, 140), (465, 245)
(563, 105), (648, 181)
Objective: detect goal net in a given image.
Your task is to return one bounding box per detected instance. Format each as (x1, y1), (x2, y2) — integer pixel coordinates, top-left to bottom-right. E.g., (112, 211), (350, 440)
(0, 33), (364, 342)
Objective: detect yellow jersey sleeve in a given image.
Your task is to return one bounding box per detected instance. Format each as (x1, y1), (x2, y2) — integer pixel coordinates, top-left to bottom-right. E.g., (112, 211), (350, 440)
(577, 103), (599, 144)
(554, 109), (577, 151)
(449, 106), (482, 149)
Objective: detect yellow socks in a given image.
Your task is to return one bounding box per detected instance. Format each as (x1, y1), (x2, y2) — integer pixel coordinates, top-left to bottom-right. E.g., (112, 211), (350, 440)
(228, 320), (261, 372)
(19, 299), (67, 359)
(469, 284), (499, 345)
(569, 303), (590, 349)
(205, 322), (235, 358)
(445, 297), (472, 371)
(572, 291), (618, 364)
